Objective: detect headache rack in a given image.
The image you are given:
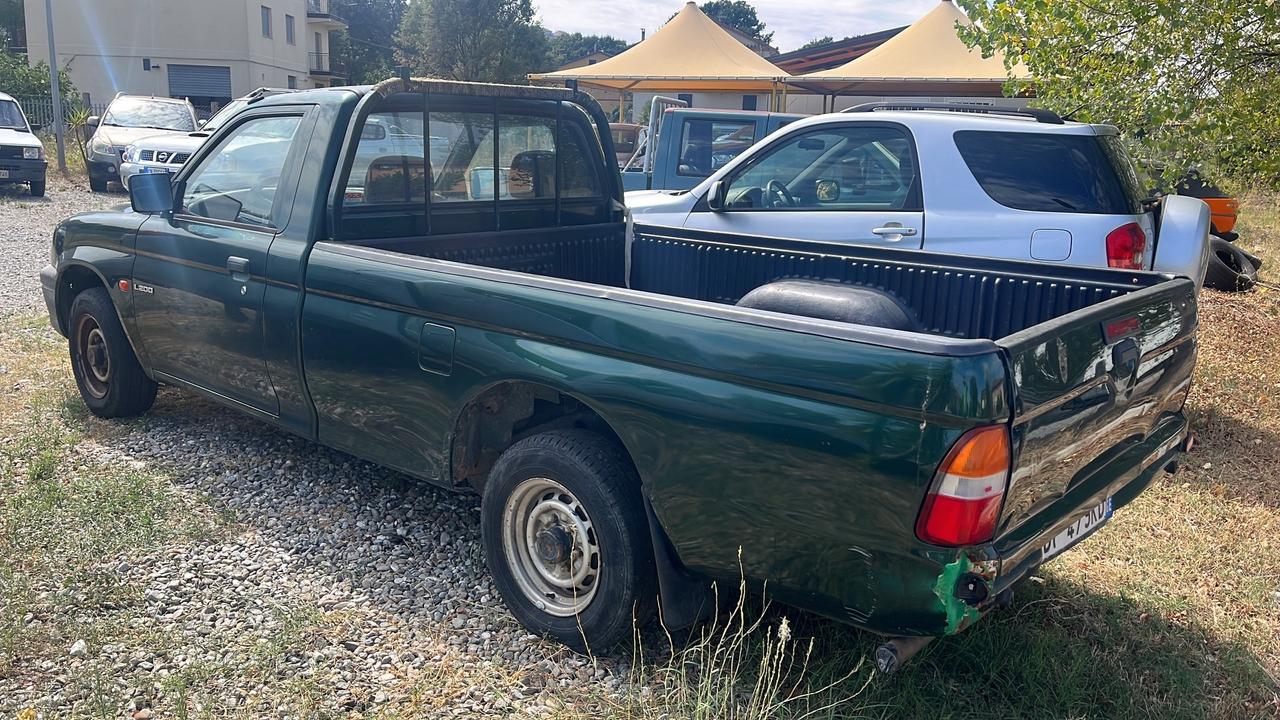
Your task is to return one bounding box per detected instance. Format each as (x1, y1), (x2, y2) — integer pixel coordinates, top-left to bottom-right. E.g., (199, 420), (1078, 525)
(843, 102), (1065, 125)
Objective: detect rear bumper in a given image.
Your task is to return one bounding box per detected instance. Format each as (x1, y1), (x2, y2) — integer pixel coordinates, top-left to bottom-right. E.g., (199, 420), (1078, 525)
(833, 413), (1190, 639)
(989, 412), (1189, 599)
(0, 158), (47, 183)
(40, 264), (63, 337)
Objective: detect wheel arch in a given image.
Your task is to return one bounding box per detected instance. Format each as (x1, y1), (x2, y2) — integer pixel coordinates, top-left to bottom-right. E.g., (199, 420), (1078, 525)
(447, 377), (715, 629)
(55, 262), (110, 332)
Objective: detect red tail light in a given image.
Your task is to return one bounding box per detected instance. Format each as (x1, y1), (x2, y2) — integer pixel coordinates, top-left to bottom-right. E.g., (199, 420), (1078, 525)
(916, 426), (1010, 547)
(1106, 222), (1147, 270)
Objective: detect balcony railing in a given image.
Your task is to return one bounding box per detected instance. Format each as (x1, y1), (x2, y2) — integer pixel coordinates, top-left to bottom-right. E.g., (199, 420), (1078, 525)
(307, 0), (346, 24)
(309, 53), (345, 76)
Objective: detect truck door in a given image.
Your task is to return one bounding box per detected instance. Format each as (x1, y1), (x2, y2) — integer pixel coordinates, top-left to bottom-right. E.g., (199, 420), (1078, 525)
(131, 111), (308, 415)
(684, 122), (924, 248)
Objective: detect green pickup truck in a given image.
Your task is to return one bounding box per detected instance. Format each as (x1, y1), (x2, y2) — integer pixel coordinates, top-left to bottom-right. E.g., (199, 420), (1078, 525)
(40, 78), (1196, 667)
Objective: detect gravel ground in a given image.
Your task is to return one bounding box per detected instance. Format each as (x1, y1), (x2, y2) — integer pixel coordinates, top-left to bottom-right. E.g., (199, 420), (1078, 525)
(0, 178), (633, 717)
(5, 392), (625, 716)
(0, 174), (118, 316)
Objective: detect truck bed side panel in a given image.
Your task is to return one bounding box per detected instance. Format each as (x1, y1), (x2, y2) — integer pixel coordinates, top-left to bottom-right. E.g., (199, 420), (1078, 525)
(300, 242), (1010, 633)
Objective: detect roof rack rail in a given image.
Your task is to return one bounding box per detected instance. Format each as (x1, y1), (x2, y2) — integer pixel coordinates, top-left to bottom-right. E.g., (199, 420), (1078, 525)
(843, 102), (1065, 125)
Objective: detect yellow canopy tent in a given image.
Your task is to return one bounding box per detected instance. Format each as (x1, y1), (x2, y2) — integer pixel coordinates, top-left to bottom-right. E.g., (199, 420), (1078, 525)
(529, 2), (789, 93)
(785, 0), (1030, 99)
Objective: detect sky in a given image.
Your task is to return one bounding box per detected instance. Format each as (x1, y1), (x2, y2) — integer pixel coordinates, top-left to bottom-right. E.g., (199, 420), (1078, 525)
(532, 0), (940, 54)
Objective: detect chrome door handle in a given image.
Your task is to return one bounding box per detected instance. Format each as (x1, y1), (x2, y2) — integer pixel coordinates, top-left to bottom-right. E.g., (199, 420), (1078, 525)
(872, 226), (917, 237)
(226, 256), (250, 282)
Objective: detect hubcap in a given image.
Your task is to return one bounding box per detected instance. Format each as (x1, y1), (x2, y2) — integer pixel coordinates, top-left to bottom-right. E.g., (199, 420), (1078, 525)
(502, 477), (600, 616)
(75, 316), (110, 399)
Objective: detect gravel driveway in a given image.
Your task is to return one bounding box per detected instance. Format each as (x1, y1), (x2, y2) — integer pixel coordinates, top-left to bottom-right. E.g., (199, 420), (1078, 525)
(0, 177), (632, 717)
(0, 175), (118, 316)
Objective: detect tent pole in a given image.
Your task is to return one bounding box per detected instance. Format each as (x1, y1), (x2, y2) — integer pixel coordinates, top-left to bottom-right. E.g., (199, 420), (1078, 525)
(781, 82), (788, 112)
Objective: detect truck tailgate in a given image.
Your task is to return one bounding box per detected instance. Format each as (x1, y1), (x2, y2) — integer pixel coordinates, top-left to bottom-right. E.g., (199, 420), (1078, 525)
(997, 277), (1197, 536)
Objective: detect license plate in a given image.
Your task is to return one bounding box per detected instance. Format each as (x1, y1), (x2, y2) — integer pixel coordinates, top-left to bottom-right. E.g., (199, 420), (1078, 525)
(1041, 497), (1113, 561)
(141, 167), (171, 174)
(0, 170), (9, 179)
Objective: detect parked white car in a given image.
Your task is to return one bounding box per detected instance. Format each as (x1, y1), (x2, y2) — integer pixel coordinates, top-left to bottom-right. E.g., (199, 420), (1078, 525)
(119, 88), (297, 188)
(0, 92), (47, 196)
(85, 94), (198, 192)
(628, 103), (1211, 285)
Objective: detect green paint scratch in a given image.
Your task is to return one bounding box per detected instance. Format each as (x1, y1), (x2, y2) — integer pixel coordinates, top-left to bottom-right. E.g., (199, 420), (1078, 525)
(933, 555), (983, 634)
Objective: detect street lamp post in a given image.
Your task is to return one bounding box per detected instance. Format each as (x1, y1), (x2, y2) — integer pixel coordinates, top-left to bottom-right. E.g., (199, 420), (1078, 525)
(44, 0), (67, 174)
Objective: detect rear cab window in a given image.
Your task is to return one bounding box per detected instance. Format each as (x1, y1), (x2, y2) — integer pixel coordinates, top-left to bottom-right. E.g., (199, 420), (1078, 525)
(336, 92), (609, 242)
(955, 130), (1145, 214)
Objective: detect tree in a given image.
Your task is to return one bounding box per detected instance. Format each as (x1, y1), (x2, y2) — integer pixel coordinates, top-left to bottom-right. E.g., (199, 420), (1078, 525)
(0, 52), (73, 100)
(546, 33), (628, 69)
(0, 0), (23, 50)
(674, 1), (773, 46)
(798, 36), (835, 51)
(396, 0), (548, 84)
(332, 0), (407, 84)
(956, 0), (1280, 188)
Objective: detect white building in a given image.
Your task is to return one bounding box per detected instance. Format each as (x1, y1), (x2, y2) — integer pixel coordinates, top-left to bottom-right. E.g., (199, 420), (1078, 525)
(23, 0), (346, 109)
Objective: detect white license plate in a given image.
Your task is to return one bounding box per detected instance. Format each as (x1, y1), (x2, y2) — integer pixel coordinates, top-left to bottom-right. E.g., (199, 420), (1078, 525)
(1041, 497), (1113, 561)
(141, 167), (171, 174)
(0, 170), (9, 179)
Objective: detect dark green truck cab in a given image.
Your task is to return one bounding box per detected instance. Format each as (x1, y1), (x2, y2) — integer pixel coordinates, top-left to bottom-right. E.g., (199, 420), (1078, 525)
(40, 79), (1197, 663)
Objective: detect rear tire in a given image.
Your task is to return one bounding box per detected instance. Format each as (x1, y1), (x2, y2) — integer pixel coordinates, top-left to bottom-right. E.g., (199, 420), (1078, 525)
(481, 429), (657, 652)
(68, 287), (157, 417)
(29, 180), (45, 197)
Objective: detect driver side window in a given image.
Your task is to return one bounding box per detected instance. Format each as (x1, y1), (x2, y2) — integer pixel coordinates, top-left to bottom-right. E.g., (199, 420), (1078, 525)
(181, 115), (302, 228)
(724, 125), (918, 212)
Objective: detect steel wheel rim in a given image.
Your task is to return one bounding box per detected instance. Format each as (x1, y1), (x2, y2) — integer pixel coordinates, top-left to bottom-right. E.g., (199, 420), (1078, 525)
(75, 316), (110, 399)
(501, 477), (600, 617)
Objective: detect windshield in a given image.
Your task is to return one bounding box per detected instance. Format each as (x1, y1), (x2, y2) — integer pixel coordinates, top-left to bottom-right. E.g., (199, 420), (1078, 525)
(103, 98), (195, 131)
(0, 100), (27, 130)
(204, 99), (248, 131)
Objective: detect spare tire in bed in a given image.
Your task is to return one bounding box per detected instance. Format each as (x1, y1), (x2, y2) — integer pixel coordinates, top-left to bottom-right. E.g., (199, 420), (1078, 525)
(736, 280), (922, 331)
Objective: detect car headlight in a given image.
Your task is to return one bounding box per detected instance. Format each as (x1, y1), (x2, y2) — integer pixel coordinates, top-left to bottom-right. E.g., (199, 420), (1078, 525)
(121, 147), (136, 164)
(23, 146), (44, 160)
(89, 135), (112, 156)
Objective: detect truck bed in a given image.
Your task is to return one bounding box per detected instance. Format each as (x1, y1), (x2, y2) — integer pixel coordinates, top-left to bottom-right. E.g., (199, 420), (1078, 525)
(360, 221), (1166, 341)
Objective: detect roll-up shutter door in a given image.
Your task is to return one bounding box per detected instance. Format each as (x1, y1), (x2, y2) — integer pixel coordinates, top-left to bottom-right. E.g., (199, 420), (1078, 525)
(167, 65), (232, 99)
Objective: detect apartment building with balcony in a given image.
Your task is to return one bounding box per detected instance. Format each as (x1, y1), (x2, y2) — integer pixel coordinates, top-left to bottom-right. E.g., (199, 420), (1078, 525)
(23, 0), (347, 110)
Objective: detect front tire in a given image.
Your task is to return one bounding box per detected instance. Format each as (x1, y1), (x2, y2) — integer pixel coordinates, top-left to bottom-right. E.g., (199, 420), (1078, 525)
(481, 429), (657, 652)
(29, 180), (45, 197)
(88, 175), (109, 193)
(68, 287), (157, 417)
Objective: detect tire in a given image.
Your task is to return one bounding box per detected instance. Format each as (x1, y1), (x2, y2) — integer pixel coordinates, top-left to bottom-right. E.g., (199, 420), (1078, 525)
(89, 175), (109, 193)
(29, 180), (45, 197)
(68, 287), (158, 417)
(481, 429), (657, 652)
(1203, 237), (1258, 292)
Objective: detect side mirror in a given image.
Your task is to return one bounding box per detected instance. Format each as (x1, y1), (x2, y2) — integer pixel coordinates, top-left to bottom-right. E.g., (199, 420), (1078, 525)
(706, 179), (727, 211)
(196, 119), (207, 129)
(129, 172), (175, 214)
(86, 115), (100, 128)
(815, 179), (841, 203)
(29, 123), (43, 132)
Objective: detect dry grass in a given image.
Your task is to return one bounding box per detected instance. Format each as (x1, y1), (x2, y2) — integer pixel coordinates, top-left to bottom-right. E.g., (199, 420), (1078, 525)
(2, 196), (1279, 718)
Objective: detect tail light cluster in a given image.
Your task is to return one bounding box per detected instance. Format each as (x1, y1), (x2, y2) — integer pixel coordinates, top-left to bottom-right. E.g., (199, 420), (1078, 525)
(1106, 222), (1147, 270)
(916, 425), (1010, 547)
